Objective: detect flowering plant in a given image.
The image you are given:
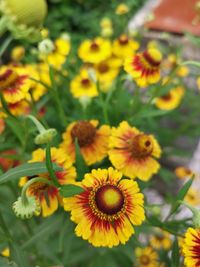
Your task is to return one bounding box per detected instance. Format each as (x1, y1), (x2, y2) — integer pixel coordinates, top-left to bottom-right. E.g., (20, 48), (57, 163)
(0, 1), (200, 267)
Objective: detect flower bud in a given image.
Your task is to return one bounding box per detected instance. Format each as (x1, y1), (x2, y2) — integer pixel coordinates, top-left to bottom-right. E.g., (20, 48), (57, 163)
(38, 39), (55, 55)
(13, 196), (41, 219)
(34, 128), (57, 145)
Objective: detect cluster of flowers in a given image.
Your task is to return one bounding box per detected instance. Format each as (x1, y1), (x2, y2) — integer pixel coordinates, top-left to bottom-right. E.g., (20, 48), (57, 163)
(1, 2), (200, 267)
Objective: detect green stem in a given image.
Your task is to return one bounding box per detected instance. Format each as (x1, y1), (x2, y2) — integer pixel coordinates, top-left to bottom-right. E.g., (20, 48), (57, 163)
(97, 82), (109, 124)
(49, 66), (67, 127)
(21, 177), (54, 206)
(26, 115), (46, 133)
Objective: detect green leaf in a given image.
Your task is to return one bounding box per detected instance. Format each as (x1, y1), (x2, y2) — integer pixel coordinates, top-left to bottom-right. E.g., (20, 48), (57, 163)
(136, 109), (170, 119)
(75, 138), (88, 181)
(171, 238), (180, 267)
(10, 243), (28, 267)
(59, 184), (84, 197)
(0, 162), (62, 184)
(169, 178), (194, 217)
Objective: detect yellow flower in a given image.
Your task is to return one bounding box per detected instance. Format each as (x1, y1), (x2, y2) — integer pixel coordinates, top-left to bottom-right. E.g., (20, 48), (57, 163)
(1, 247), (10, 257)
(113, 34), (139, 60)
(115, 3), (130, 15)
(184, 188), (200, 206)
(70, 69), (98, 99)
(41, 37), (71, 70)
(19, 148), (76, 217)
(124, 48), (162, 87)
(135, 246), (159, 267)
(64, 167), (145, 247)
(109, 121), (161, 181)
(60, 120), (110, 166)
(155, 86), (185, 110)
(0, 66), (31, 104)
(175, 166), (194, 179)
(197, 77), (200, 90)
(3, 100), (30, 117)
(11, 46), (25, 62)
(94, 56), (121, 84)
(176, 66), (189, 77)
(78, 37), (112, 64)
(101, 27), (113, 38)
(183, 227), (200, 267)
(100, 17), (112, 29)
(150, 230), (172, 250)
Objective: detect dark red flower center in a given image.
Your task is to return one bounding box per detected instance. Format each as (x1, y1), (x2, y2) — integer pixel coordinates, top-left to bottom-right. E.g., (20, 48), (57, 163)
(140, 255), (150, 265)
(143, 51), (161, 67)
(90, 42), (99, 51)
(71, 121), (96, 147)
(98, 63), (109, 73)
(161, 92), (172, 101)
(81, 78), (91, 87)
(119, 35), (129, 45)
(128, 134), (153, 158)
(95, 185), (124, 215)
(0, 69), (19, 89)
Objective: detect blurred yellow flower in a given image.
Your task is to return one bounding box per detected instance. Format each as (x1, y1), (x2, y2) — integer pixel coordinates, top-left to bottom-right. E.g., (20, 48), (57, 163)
(113, 34), (139, 60)
(115, 3), (130, 15)
(176, 66), (189, 77)
(124, 48), (162, 87)
(11, 46), (25, 62)
(175, 166), (194, 179)
(150, 230), (172, 250)
(78, 37), (112, 64)
(70, 69), (98, 99)
(1, 247), (10, 257)
(100, 17), (112, 29)
(184, 188), (200, 206)
(155, 86), (185, 110)
(135, 246), (159, 267)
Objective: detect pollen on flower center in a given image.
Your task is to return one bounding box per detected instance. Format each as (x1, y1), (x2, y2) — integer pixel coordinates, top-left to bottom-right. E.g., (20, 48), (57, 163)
(0, 69), (19, 89)
(90, 42), (99, 51)
(71, 121), (96, 147)
(95, 185), (124, 215)
(128, 134), (153, 158)
(28, 181), (50, 195)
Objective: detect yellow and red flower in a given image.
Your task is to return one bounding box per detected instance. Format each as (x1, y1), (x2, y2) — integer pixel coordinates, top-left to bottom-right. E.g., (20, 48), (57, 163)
(109, 121), (161, 181)
(124, 48), (162, 87)
(135, 246), (159, 267)
(60, 120), (110, 165)
(0, 67), (30, 104)
(183, 227), (200, 267)
(19, 147), (76, 217)
(112, 34), (139, 60)
(175, 166), (194, 180)
(78, 37), (112, 64)
(70, 69), (98, 99)
(64, 167), (145, 247)
(155, 86), (185, 110)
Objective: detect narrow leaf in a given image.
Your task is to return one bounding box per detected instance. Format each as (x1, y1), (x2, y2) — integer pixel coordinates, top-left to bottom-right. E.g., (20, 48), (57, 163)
(0, 162), (62, 184)
(169, 178), (194, 217)
(59, 184), (84, 197)
(75, 138), (88, 181)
